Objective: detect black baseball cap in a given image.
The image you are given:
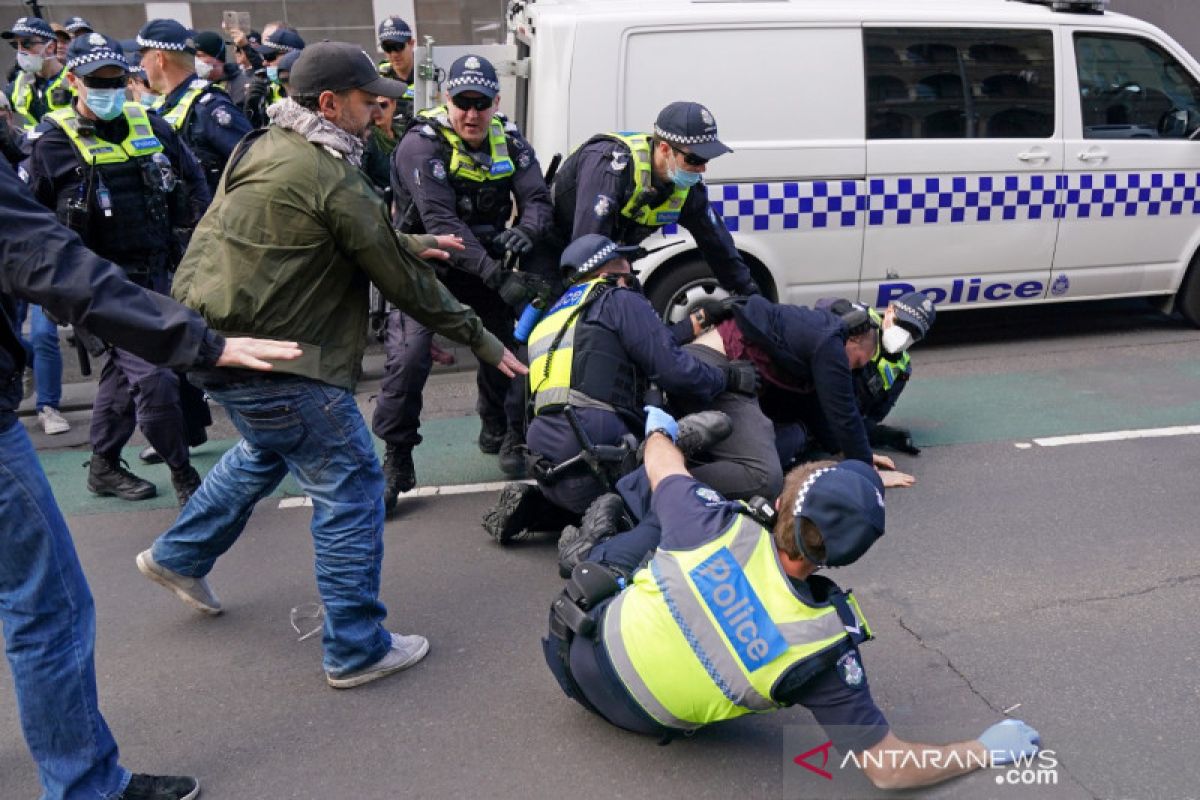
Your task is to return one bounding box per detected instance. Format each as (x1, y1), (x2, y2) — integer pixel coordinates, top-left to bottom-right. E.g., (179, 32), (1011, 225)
(194, 31), (226, 60)
(288, 41), (409, 98)
(654, 101), (732, 161)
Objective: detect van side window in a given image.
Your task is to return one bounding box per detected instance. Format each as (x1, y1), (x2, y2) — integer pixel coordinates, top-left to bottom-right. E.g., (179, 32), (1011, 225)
(1074, 33), (1200, 140)
(865, 28), (1055, 139)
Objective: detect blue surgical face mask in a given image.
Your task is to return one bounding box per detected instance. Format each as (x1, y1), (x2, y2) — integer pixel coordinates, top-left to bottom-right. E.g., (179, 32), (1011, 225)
(139, 94), (157, 107)
(266, 66), (279, 82)
(668, 152), (702, 189)
(85, 88), (126, 121)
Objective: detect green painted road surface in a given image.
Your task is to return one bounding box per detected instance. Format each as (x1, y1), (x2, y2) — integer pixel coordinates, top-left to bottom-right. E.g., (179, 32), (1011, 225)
(34, 355), (1200, 515)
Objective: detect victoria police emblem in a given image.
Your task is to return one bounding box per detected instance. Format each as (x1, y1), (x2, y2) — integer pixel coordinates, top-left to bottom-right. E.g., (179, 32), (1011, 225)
(837, 651), (865, 688)
(429, 159), (447, 182)
(1050, 274), (1070, 296)
(593, 194), (613, 218)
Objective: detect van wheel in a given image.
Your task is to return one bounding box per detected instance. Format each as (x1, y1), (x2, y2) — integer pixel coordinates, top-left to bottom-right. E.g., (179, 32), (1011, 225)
(1176, 251), (1200, 327)
(646, 260), (729, 324)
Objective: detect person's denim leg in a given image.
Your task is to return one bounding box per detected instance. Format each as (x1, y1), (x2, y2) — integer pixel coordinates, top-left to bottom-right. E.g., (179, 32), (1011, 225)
(28, 306), (63, 410)
(0, 422), (129, 800)
(151, 380), (390, 675)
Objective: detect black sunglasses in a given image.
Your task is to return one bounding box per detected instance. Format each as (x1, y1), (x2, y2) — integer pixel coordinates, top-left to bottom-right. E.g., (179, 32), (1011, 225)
(82, 75), (129, 90)
(450, 93), (492, 112)
(670, 145), (708, 168)
(381, 40), (406, 53)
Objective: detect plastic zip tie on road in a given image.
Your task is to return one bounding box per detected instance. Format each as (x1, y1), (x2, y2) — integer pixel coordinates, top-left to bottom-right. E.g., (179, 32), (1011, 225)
(276, 479), (534, 508)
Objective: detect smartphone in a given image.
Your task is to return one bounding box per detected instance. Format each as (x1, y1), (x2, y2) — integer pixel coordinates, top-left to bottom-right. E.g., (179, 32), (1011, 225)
(221, 11), (252, 35)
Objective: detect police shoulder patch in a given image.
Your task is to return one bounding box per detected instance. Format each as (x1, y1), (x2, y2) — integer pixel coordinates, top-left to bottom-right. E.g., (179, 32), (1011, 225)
(609, 150), (628, 172)
(213, 107), (232, 127)
(428, 158), (447, 182)
(837, 651), (865, 688)
(694, 486), (723, 506)
(517, 150), (532, 170)
(593, 194), (613, 219)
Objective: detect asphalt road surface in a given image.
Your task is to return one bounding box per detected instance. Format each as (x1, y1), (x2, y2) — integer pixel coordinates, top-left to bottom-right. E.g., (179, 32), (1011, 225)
(3, 300), (1199, 799)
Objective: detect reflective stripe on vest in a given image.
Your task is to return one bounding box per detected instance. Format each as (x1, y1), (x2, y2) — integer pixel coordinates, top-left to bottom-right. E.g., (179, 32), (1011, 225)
(161, 79), (209, 131)
(527, 278), (606, 414)
(12, 69), (72, 131)
(416, 105), (514, 182)
(48, 104), (165, 164)
(596, 132), (689, 228)
(867, 308), (910, 392)
(602, 513), (869, 730)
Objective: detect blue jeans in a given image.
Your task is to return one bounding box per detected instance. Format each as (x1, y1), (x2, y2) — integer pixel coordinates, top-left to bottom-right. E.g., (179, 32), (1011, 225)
(0, 420), (130, 800)
(150, 378), (391, 675)
(17, 303), (63, 409)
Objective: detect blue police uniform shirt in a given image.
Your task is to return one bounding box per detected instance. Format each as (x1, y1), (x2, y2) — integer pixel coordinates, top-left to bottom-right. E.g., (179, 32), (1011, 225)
(650, 473), (891, 753)
(158, 75), (251, 186)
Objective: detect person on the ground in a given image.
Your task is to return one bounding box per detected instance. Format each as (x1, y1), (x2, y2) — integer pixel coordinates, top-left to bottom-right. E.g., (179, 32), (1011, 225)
(138, 18), (252, 192)
(135, 42), (526, 690)
(378, 53), (552, 499)
(0, 155), (301, 800)
(483, 233), (755, 546)
(26, 33), (214, 506)
(533, 100), (760, 297)
(544, 408), (1041, 790)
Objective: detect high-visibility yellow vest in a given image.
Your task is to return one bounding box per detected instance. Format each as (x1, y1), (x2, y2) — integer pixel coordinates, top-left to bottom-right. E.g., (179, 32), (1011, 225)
(160, 78), (210, 131)
(48, 103), (164, 164)
(868, 307), (911, 392)
(601, 512), (871, 731)
(416, 105), (514, 182)
(594, 131), (689, 228)
(11, 68), (72, 130)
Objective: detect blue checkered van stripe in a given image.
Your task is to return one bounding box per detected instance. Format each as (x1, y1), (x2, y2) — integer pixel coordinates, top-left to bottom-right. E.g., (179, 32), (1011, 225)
(660, 172), (1200, 235)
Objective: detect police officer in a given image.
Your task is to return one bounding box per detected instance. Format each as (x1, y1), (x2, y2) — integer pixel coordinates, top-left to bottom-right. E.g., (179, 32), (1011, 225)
(194, 29), (248, 106)
(544, 415), (1042, 789)
(3, 16), (72, 132)
(819, 292), (936, 455)
(483, 234), (755, 544)
(241, 25), (304, 126)
(379, 53), (553, 506)
(61, 16), (95, 39)
(540, 100), (760, 297)
(26, 33), (212, 506)
(138, 18), (252, 193)
(376, 16), (415, 122)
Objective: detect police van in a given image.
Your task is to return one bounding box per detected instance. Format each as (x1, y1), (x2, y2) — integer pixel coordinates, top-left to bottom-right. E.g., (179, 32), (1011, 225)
(416, 0), (1200, 324)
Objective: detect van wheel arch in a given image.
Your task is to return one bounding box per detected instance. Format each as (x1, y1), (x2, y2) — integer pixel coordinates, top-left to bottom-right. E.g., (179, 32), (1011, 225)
(1175, 248), (1200, 327)
(645, 252), (777, 323)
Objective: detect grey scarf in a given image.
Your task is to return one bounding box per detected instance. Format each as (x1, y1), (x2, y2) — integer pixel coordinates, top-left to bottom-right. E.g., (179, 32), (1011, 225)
(268, 98), (365, 167)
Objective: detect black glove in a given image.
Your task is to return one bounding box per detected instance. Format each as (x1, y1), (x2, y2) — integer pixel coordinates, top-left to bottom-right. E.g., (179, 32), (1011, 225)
(868, 423), (920, 456)
(496, 226), (534, 256)
(493, 271), (545, 309)
(244, 76), (269, 107)
(691, 296), (741, 329)
(722, 360), (760, 396)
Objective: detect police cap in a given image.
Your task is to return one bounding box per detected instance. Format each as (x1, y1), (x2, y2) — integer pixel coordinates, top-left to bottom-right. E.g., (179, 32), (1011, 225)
(560, 234), (640, 283)
(137, 19), (197, 54)
(3, 16), (55, 43)
(792, 461), (885, 568)
(446, 54), (500, 99)
(654, 101), (732, 162)
(378, 16), (412, 45)
(66, 33), (130, 75)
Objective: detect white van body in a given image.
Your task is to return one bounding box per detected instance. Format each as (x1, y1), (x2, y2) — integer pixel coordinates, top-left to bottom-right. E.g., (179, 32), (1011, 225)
(420, 0), (1200, 322)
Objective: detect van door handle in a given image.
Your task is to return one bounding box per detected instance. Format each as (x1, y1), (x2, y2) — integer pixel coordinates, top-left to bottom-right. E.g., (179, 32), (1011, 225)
(1077, 149), (1109, 163)
(1018, 150), (1051, 163)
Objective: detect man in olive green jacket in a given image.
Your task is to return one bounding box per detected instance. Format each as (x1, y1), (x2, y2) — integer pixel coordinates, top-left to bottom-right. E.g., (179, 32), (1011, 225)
(138, 42), (526, 690)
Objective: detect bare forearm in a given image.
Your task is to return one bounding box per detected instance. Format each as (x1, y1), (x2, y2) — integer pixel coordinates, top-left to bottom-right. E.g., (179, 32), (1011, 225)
(645, 433), (689, 491)
(860, 733), (989, 790)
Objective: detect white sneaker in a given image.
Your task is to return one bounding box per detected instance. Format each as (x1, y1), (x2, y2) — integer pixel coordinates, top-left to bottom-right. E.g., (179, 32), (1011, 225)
(38, 406), (70, 435)
(326, 633), (430, 689)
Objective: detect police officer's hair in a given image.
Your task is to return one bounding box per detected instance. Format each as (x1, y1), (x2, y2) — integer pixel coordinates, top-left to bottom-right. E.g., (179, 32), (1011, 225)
(848, 326), (878, 352)
(162, 50), (195, 70)
(772, 460), (837, 563)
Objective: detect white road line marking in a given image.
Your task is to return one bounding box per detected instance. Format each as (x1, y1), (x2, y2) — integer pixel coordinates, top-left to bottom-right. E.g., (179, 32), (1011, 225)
(276, 479), (533, 508)
(1014, 442), (1033, 449)
(1031, 425), (1200, 448)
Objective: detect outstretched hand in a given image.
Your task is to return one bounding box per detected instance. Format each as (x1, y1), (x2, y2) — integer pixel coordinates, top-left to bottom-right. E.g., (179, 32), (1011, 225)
(216, 338), (303, 371)
(492, 347), (528, 378)
(877, 469), (916, 489)
(418, 234), (466, 261)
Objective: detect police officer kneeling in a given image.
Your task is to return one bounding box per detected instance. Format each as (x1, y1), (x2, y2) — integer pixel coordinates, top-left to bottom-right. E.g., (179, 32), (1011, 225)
(544, 408), (1041, 790)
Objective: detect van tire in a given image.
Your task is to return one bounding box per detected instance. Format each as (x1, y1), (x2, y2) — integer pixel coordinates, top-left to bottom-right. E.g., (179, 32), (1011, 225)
(1176, 251), (1200, 327)
(646, 259), (729, 324)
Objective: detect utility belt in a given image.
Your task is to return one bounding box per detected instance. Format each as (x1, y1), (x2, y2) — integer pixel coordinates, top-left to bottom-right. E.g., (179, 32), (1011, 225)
(527, 406), (637, 490)
(545, 561), (626, 715)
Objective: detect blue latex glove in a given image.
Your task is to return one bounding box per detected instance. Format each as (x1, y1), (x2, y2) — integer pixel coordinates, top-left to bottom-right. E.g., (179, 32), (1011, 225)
(643, 406), (679, 442)
(979, 719), (1040, 766)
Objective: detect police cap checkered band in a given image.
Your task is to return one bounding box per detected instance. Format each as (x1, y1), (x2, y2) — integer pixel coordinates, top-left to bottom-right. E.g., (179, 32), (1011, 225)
(445, 74), (499, 92)
(792, 467), (836, 521)
(653, 125), (719, 146)
(66, 33), (130, 74)
(654, 101), (733, 161)
(64, 17), (93, 33)
(4, 17), (55, 40)
(378, 17), (412, 42)
(67, 48), (129, 71)
(446, 54), (500, 98)
(890, 291), (935, 339)
(560, 234), (640, 280)
(260, 28), (305, 54)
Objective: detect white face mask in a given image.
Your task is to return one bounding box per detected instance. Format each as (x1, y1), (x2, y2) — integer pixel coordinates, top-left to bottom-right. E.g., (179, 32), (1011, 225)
(882, 324), (914, 355)
(17, 51), (45, 74)
(194, 59), (214, 80)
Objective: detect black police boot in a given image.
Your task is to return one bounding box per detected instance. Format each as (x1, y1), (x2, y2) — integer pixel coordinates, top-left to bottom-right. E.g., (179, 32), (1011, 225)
(637, 410), (733, 462)
(117, 773), (200, 800)
(87, 454), (157, 501)
(139, 445), (164, 465)
(169, 464), (202, 508)
(558, 493), (632, 578)
(478, 420), (506, 455)
(382, 445), (416, 515)
(483, 482), (543, 544)
(498, 427), (527, 478)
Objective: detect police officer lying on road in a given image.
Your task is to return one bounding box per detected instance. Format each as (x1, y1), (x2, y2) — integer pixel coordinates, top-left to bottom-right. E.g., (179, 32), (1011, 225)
(482, 233), (757, 547)
(537, 100), (760, 298)
(379, 53), (553, 503)
(817, 292), (937, 456)
(26, 32), (213, 507)
(681, 294), (914, 484)
(544, 407), (1041, 790)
